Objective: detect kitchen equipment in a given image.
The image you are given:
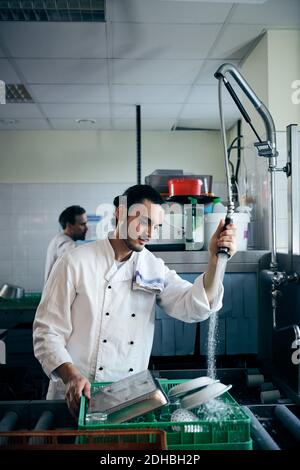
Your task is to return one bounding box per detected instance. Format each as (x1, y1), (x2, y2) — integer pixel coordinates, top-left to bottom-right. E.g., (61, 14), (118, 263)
(85, 370), (169, 424)
(184, 201), (204, 251)
(151, 201), (185, 248)
(168, 178), (202, 197)
(149, 200), (204, 251)
(145, 170), (213, 195)
(204, 212), (250, 251)
(0, 284), (25, 300)
(168, 376), (219, 399)
(170, 408), (200, 432)
(180, 382), (232, 410)
(79, 379), (251, 450)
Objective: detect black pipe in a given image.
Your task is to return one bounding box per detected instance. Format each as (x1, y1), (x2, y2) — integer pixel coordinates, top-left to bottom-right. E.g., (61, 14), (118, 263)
(275, 405), (300, 442)
(235, 119), (242, 182)
(243, 406), (280, 450)
(28, 410), (54, 445)
(136, 104), (141, 185)
(0, 411), (18, 446)
(223, 79), (262, 143)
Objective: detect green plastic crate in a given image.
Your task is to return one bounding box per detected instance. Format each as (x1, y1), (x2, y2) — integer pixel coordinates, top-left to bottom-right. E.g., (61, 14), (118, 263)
(78, 379), (252, 450)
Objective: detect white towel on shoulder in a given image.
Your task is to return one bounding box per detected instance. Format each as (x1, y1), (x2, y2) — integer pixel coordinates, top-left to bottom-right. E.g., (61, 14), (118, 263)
(132, 249), (165, 294)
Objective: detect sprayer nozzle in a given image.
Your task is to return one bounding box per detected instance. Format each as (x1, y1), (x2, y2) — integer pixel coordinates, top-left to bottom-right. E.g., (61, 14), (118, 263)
(217, 247), (231, 258)
(214, 71), (224, 80)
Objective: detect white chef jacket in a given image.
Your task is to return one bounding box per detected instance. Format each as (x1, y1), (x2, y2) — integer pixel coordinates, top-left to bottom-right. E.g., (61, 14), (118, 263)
(44, 232), (76, 283)
(33, 238), (223, 399)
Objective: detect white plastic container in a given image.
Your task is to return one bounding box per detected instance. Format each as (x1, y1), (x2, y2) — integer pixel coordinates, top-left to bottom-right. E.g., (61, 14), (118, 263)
(204, 212), (250, 251)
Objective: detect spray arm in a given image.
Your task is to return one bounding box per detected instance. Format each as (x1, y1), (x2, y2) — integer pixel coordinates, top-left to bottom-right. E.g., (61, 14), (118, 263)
(215, 63), (278, 269)
(214, 63), (277, 161)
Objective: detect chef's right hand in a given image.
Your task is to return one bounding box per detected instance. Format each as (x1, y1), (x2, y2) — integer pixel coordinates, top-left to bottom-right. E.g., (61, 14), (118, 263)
(56, 362), (91, 418)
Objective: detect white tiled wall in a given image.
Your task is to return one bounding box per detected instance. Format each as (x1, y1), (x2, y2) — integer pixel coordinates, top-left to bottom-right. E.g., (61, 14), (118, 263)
(0, 182), (132, 292)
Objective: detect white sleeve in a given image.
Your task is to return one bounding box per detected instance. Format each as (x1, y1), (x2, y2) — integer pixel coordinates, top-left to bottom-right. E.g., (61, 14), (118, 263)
(57, 238), (76, 257)
(44, 238), (75, 284)
(33, 255), (76, 380)
(157, 265), (224, 323)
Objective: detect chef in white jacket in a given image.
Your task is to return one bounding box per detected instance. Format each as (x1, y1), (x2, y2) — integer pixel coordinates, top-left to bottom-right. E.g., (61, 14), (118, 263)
(33, 185), (236, 415)
(44, 205), (88, 282)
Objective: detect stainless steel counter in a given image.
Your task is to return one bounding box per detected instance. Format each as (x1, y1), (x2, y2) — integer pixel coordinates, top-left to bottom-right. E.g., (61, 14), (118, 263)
(152, 250), (269, 273)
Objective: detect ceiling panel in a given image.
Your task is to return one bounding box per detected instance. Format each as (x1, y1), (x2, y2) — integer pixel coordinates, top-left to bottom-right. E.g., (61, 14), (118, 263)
(40, 103), (111, 118)
(0, 118), (50, 130)
(135, 103), (183, 118)
(15, 59), (108, 84)
(211, 24), (265, 59)
(112, 23), (221, 59)
(111, 59), (203, 85)
(0, 0), (298, 131)
(111, 85), (190, 104)
(111, 0), (232, 23)
(230, 0), (300, 27)
(0, 23), (107, 59)
(49, 118), (112, 130)
(112, 118), (175, 130)
(187, 84), (239, 104)
(0, 59), (22, 83)
(0, 103), (44, 118)
(30, 85), (110, 103)
(181, 102), (240, 120)
(176, 117), (237, 130)
(111, 104), (136, 118)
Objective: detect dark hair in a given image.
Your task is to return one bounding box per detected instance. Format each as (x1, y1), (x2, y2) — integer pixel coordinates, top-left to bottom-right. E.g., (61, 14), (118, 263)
(59, 205), (86, 229)
(113, 184), (164, 210)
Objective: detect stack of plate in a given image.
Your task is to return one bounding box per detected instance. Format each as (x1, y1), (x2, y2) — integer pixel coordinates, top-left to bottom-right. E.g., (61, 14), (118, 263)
(168, 376), (232, 410)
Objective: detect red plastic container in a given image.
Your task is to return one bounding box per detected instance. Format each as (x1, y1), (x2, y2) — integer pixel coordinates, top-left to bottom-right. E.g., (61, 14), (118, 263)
(168, 178), (203, 196)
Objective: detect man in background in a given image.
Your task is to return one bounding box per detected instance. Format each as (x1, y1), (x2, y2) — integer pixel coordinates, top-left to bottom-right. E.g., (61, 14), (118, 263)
(44, 205), (88, 282)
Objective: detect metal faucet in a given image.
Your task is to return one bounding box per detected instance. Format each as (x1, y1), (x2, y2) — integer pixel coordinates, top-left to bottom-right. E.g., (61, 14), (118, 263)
(214, 63), (278, 270)
(214, 64), (300, 340)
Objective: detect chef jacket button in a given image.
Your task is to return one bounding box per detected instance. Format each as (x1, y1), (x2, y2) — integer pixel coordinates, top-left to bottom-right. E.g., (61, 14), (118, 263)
(103, 339), (107, 343)
(99, 366), (103, 371)
(129, 368), (133, 372)
(130, 341), (134, 345)
(131, 313), (136, 317)
(105, 312), (110, 316)
(108, 285), (112, 289)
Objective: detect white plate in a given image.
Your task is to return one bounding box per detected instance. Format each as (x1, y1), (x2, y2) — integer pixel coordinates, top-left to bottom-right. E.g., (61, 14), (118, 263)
(168, 377), (219, 399)
(180, 382), (232, 409)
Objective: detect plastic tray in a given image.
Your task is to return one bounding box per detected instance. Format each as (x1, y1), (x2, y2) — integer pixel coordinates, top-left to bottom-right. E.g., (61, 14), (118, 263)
(79, 379), (252, 450)
(0, 293), (41, 308)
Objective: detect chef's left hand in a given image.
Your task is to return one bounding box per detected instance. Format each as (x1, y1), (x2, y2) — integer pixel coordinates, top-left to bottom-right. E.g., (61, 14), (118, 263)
(209, 219), (237, 261)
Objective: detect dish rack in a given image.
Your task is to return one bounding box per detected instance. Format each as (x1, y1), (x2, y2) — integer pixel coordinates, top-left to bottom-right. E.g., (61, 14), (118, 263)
(79, 379), (252, 450)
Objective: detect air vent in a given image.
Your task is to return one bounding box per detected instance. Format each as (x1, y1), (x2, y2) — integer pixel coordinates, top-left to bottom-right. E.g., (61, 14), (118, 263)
(0, 0), (105, 22)
(5, 84), (34, 103)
